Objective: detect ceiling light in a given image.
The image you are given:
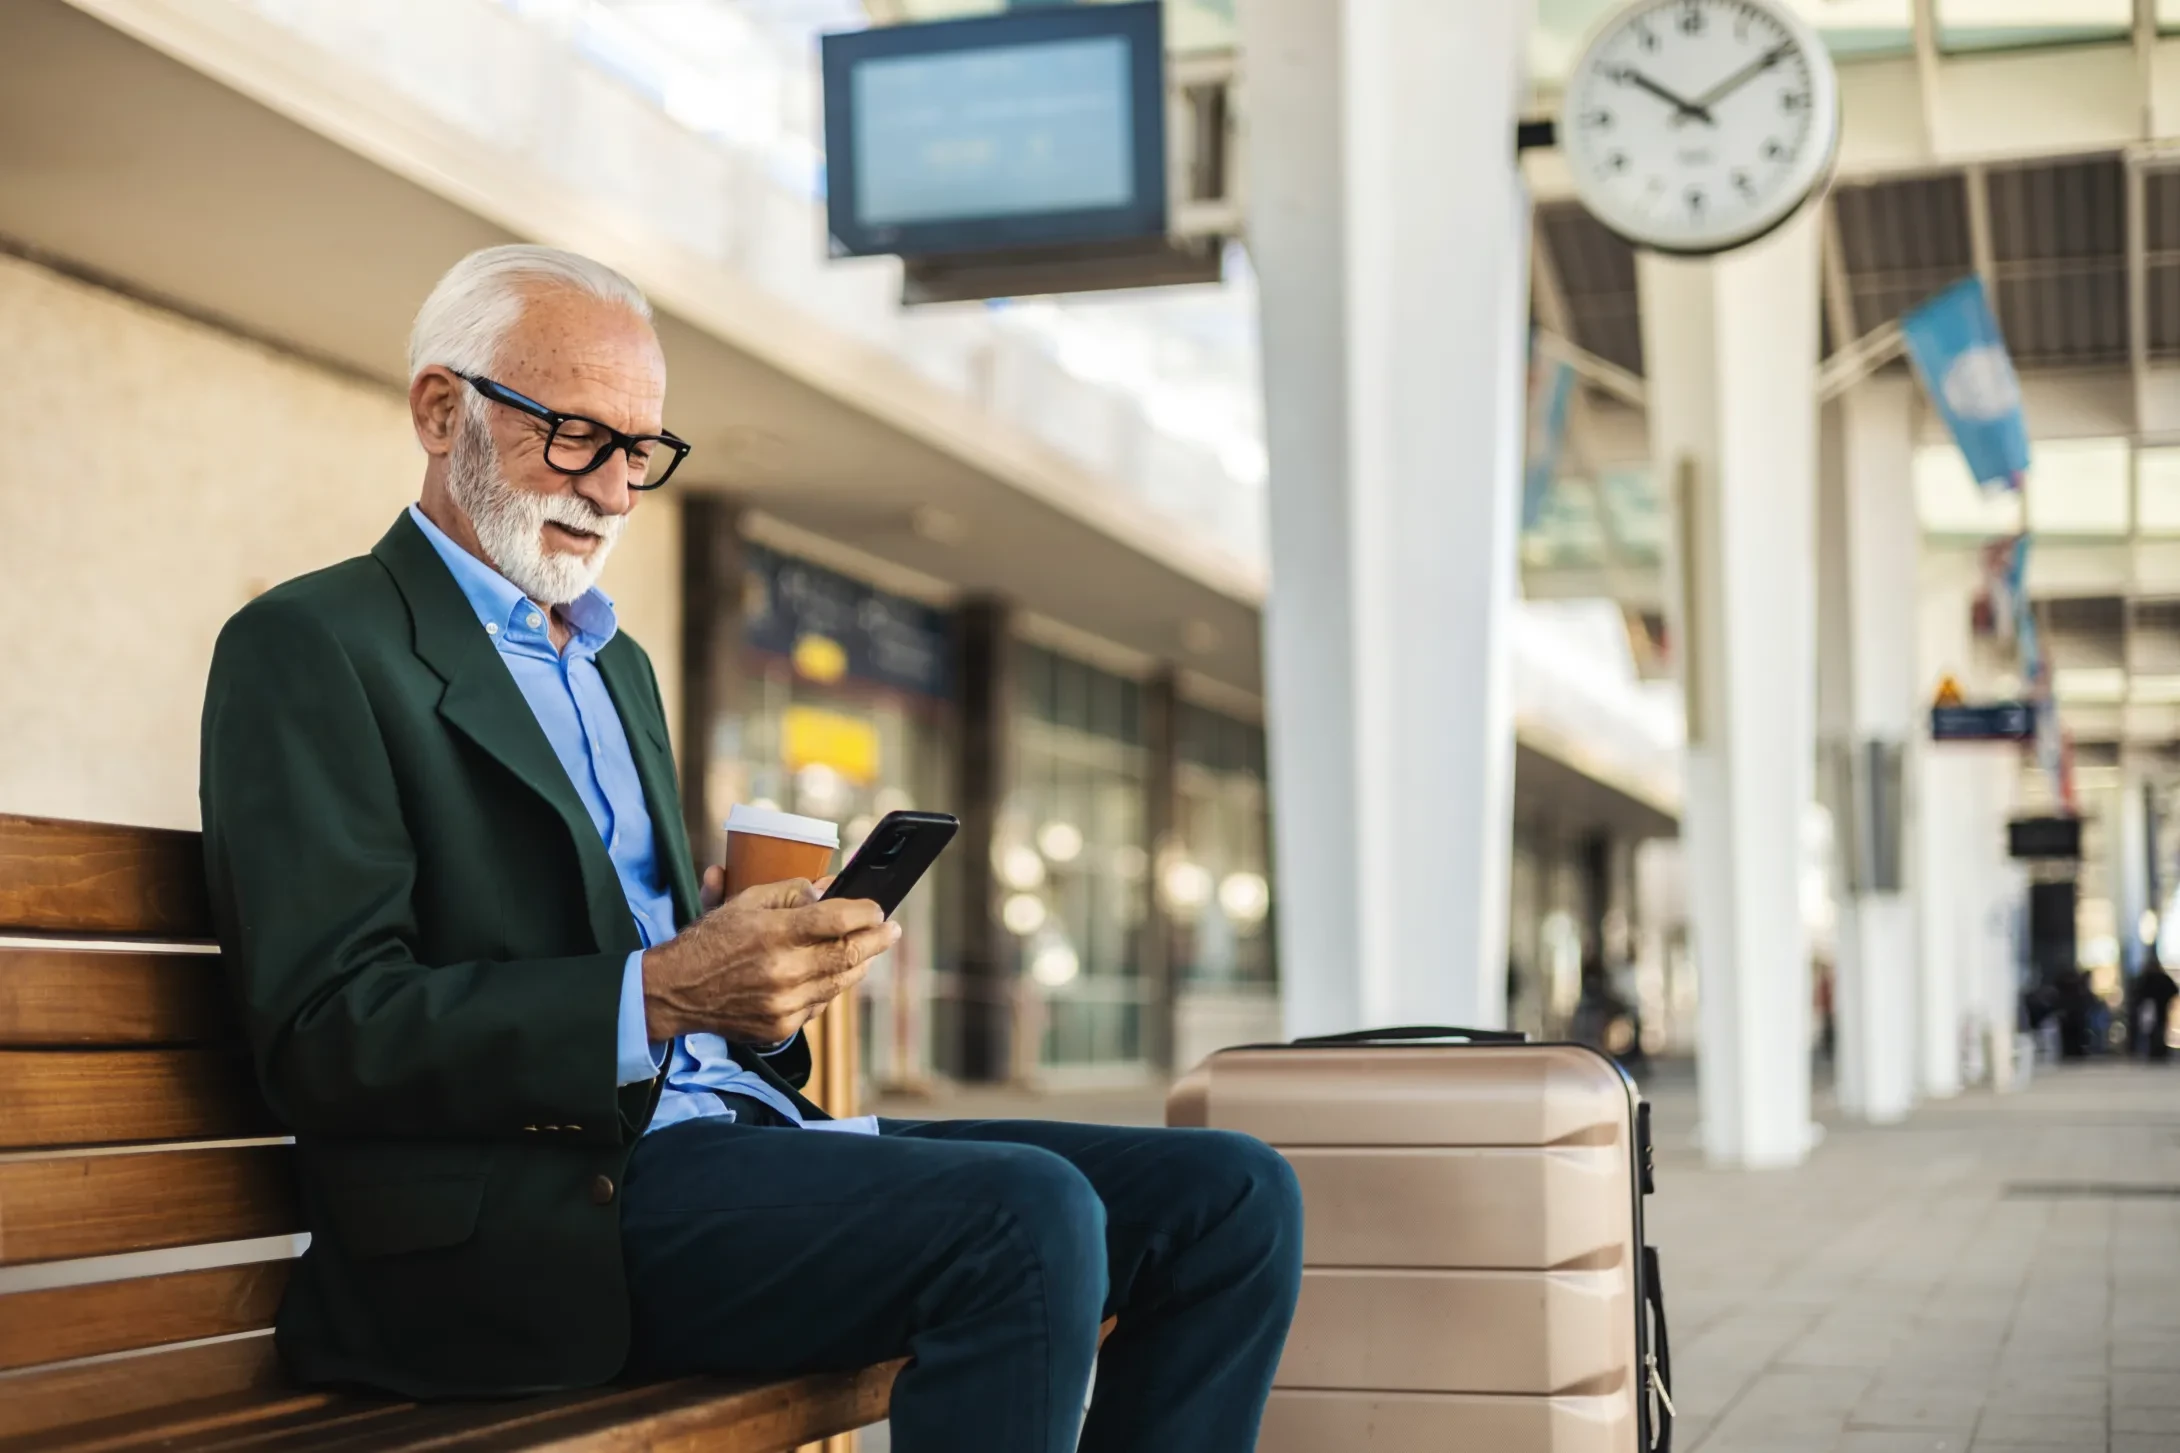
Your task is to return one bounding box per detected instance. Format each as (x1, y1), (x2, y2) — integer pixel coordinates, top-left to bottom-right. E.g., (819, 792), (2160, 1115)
(995, 843), (1047, 891)
(1001, 893), (1048, 936)
(1037, 821), (1084, 864)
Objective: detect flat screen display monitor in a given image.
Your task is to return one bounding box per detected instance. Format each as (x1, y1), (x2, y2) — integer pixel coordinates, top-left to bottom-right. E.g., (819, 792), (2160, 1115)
(2009, 815), (2082, 861)
(821, 3), (1167, 258)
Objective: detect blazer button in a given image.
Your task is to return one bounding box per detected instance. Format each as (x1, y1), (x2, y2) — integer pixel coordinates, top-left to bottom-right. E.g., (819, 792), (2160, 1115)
(590, 1174), (616, 1206)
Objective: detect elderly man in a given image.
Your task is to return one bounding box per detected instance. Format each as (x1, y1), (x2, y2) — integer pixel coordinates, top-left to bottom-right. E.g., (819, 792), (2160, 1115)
(199, 245), (1301, 1452)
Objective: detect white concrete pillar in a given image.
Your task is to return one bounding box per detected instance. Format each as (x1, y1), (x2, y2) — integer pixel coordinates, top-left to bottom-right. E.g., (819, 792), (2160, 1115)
(1917, 553), (2024, 1091)
(1245, 0), (1532, 1035)
(1817, 379), (1922, 1121)
(1974, 751), (2029, 1085)
(1640, 213), (1821, 1168)
(2118, 769), (2152, 980)
(1913, 560), (1973, 1098)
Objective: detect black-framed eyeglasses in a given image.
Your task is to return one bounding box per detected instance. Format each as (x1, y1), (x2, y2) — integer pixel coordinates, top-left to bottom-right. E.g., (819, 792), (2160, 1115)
(455, 371), (690, 490)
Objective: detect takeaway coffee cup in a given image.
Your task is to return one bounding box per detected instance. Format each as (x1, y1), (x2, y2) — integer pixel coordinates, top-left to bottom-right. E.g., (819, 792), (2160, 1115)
(722, 804), (840, 899)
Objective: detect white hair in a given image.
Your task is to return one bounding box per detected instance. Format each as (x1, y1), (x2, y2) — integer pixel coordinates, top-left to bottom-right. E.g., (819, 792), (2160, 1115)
(406, 244), (652, 382)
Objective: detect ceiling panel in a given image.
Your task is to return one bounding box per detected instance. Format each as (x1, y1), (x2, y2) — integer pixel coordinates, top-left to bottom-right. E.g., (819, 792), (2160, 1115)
(1536, 201), (1643, 376)
(1833, 172), (1975, 335)
(1986, 157), (2127, 366)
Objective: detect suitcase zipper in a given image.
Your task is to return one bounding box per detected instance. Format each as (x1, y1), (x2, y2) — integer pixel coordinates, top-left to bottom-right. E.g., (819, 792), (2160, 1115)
(1647, 1351), (1677, 1419)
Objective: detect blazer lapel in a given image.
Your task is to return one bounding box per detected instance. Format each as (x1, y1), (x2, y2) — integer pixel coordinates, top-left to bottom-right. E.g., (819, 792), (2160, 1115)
(595, 639), (701, 928)
(370, 513), (635, 953)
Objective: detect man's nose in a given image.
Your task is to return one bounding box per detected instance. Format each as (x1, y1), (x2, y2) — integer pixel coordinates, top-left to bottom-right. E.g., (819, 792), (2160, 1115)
(575, 450), (637, 515)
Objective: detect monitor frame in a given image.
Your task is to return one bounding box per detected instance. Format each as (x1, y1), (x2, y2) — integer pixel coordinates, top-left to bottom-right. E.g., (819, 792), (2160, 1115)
(821, 2), (1168, 260)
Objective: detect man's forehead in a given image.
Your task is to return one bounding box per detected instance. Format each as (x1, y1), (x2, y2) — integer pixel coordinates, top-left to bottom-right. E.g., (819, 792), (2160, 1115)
(498, 289), (665, 392)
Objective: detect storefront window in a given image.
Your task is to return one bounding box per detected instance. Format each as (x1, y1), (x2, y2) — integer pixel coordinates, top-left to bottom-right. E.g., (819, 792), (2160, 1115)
(1009, 645), (1151, 1076)
(1171, 704), (1274, 987)
(713, 546), (955, 1091)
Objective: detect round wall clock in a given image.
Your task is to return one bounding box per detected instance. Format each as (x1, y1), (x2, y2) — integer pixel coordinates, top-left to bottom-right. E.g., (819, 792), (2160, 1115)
(1559, 0), (1842, 256)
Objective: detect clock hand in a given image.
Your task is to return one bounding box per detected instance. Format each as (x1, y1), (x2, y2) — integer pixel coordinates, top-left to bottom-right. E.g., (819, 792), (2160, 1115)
(1611, 66), (1715, 126)
(1690, 42), (1794, 112)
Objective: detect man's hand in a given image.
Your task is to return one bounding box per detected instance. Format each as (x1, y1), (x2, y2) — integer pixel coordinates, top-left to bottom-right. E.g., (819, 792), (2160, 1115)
(644, 878), (897, 1044)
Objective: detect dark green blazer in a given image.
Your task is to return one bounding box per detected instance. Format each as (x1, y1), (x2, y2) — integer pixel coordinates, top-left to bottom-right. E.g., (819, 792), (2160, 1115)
(200, 511), (820, 1398)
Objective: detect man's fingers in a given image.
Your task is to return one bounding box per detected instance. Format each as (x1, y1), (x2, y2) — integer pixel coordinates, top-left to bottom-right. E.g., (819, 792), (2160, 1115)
(698, 864), (728, 912)
(795, 948), (880, 1013)
(730, 877), (816, 912)
(782, 896), (887, 945)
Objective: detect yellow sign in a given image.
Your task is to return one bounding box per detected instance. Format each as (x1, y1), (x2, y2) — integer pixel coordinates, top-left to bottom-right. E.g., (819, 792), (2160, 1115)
(1933, 674), (1966, 707)
(783, 705), (882, 785)
(792, 633), (848, 684)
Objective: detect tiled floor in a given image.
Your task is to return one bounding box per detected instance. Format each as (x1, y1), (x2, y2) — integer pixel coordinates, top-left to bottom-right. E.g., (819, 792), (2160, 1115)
(1644, 1062), (2180, 1453)
(868, 1060), (2180, 1453)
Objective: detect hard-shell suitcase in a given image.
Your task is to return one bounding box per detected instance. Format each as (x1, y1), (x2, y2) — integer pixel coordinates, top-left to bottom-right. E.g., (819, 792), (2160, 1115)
(1168, 1026), (1672, 1453)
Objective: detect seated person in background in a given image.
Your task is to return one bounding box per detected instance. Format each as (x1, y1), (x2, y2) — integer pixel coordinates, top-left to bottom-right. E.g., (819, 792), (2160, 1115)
(200, 244), (1302, 1453)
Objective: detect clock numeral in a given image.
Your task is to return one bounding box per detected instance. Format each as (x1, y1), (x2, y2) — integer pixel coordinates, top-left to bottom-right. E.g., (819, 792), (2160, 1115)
(1606, 151), (1630, 173)
(1679, 1), (1705, 35)
(1633, 20), (1659, 52)
(1581, 109), (1613, 129)
(1685, 186), (1706, 213)
(1781, 91), (1808, 112)
(1735, 12), (1751, 41)
(1762, 138), (1788, 161)
(1732, 169), (1754, 196)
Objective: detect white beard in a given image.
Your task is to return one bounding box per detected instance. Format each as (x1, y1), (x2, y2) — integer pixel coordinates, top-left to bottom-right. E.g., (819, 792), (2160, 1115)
(446, 395), (624, 606)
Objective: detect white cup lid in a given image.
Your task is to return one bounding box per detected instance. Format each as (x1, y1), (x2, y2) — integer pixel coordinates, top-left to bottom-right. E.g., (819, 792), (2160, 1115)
(724, 803), (840, 848)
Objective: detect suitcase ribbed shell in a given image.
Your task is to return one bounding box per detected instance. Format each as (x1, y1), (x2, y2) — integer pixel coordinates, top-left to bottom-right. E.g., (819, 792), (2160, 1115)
(1170, 1042), (1648, 1451)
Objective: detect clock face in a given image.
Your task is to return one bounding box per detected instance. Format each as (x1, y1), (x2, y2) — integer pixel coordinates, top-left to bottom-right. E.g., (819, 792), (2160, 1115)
(1560, 0), (1841, 255)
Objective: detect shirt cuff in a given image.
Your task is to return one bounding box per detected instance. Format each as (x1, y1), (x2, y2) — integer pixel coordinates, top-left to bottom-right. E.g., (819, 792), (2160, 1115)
(616, 950), (669, 1086)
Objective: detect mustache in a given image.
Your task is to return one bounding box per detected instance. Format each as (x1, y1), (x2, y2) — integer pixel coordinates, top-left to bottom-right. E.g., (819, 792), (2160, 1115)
(536, 488), (624, 542)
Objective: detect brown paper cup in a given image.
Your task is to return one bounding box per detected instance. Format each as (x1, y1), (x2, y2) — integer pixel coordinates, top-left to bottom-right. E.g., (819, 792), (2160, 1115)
(722, 803), (840, 899)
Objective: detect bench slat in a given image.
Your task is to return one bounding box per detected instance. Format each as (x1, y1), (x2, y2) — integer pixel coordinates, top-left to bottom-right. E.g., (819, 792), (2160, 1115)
(5, 1364), (900, 1453)
(4, 1391), (381, 1453)
(0, 815), (212, 940)
(0, 1332), (289, 1444)
(0, 1049), (275, 1150)
(0, 1262), (289, 1373)
(0, 1144), (297, 1266)
(0, 948), (230, 1047)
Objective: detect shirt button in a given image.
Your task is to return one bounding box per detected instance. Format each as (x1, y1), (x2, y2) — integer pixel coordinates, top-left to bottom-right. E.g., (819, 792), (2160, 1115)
(527, 612), (543, 629)
(590, 1174), (616, 1206)
(485, 622), (499, 636)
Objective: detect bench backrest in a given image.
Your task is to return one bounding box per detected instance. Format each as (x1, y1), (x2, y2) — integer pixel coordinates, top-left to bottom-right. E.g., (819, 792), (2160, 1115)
(0, 812), (860, 1447)
(0, 813), (295, 1441)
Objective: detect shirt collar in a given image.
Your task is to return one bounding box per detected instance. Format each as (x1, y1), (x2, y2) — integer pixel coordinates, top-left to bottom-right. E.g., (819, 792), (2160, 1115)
(405, 503), (618, 654)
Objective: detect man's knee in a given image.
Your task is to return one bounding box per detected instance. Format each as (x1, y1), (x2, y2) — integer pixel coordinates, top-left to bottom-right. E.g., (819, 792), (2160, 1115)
(953, 1147), (1108, 1305)
(1175, 1130), (1305, 1267)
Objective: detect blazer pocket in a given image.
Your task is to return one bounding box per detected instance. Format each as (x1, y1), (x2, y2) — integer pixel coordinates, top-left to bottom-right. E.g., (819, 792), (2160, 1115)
(323, 1171), (489, 1258)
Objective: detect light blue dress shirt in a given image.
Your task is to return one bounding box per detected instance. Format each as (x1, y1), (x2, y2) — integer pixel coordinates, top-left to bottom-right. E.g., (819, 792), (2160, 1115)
(407, 505), (829, 1135)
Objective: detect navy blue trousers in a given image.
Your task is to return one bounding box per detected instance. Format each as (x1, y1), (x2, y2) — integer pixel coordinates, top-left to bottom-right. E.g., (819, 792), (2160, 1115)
(619, 1115), (1304, 1453)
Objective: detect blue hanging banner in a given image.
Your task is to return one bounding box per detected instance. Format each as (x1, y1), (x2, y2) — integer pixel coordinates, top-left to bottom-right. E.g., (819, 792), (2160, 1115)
(1899, 275), (2031, 490)
(1522, 340), (1575, 531)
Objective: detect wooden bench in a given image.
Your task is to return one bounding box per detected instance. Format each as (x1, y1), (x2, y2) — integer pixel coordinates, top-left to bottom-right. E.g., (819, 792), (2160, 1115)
(0, 812), (893, 1453)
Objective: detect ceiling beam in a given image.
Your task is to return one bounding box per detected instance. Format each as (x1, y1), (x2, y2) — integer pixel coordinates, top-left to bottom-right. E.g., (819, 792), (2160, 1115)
(1530, 229), (1643, 596)
(2129, 154), (2153, 457)
(1532, 328), (1647, 410)
(1817, 322), (1905, 403)
(1911, 0), (1945, 155)
(2140, 0), (2161, 140)
(1820, 199), (1862, 362)
(1964, 162), (1998, 292)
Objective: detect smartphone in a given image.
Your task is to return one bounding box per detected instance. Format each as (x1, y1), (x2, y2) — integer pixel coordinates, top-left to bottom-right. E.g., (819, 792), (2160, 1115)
(821, 811), (959, 918)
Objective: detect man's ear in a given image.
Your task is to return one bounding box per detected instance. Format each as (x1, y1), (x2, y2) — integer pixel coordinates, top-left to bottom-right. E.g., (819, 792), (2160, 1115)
(410, 368), (461, 458)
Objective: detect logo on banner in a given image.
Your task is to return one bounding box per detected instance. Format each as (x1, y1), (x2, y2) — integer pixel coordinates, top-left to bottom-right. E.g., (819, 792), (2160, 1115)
(1941, 345), (2023, 423)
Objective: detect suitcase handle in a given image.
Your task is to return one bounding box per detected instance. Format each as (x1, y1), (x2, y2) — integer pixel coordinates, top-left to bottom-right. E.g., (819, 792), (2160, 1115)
(1643, 1244), (1675, 1452)
(1290, 1024), (1530, 1046)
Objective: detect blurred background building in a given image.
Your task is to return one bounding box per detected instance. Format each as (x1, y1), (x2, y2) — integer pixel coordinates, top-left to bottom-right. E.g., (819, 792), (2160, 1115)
(4, 0), (2175, 1134)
